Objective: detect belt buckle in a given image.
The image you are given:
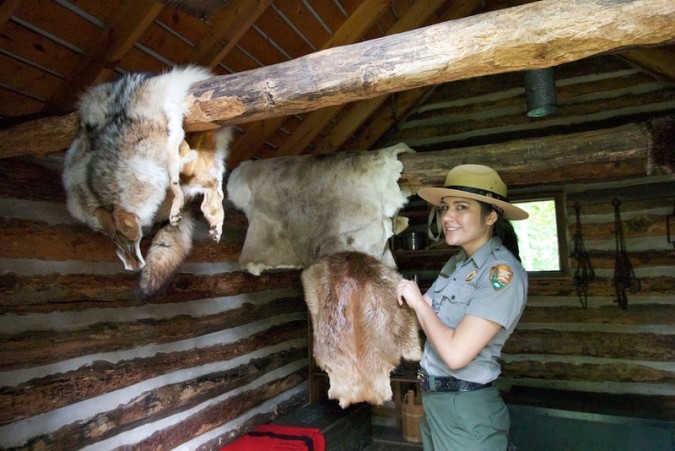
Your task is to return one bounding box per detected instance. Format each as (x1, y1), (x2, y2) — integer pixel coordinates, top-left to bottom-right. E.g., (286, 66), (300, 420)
(417, 371), (433, 391)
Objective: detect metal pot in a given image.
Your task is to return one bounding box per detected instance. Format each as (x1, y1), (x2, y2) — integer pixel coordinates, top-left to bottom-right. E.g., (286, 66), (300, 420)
(402, 231), (426, 250)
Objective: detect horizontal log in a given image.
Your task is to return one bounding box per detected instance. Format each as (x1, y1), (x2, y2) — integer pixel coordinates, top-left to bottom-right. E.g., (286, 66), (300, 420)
(582, 250), (675, 269)
(568, 214), (668, 240)
(0, 321), (307, 425)
(501, 359), (674, 384)
(502, 386), (675, 421)
(0, 216), (244, 263)
(527, 276), (674, 298)
(398, 121), (672, 190)
(19, 348), (307, 449)
(387, 85), (675, 147)
(520, 304), (675, 326)
(504, 329), (674, 361)
(0, 157), (66, 202)
(0, 295), (306, 370)
(396, 249), (675, 273)
(0, 270), (301, 314)
(1, 0), (674, 157)
(131, 369), (307, 450)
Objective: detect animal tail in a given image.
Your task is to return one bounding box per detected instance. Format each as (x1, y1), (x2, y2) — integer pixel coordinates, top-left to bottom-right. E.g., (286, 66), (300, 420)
(137, 209), (196, 299)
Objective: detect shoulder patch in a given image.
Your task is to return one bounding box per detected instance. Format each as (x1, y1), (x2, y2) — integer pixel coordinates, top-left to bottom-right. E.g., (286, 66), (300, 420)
(489, 264), (513, 290)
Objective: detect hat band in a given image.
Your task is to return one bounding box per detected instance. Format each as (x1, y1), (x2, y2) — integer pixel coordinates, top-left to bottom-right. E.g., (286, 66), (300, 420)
(444, 185), (509, 203)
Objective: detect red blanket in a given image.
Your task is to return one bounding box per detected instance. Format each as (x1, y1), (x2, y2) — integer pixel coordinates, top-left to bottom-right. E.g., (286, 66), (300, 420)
(220, 424), (325, 451)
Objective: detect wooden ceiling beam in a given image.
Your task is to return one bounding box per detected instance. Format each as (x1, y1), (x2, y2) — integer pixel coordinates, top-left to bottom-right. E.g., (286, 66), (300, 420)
(397, 119), (674, 191)
(182, 0), (674, 128)
(309, 0), (486, 155)
(45, 0), (164, 110)
(1, 0), (673, 159)
(257, 0), (449, 160)
(228, 0), (394, 167)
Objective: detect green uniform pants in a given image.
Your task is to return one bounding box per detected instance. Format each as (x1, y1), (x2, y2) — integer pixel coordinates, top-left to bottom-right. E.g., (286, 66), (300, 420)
(420, 385), (510, 451)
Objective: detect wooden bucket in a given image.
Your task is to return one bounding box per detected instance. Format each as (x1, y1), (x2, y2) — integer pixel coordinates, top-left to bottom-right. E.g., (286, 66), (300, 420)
(401, 389), (424, 443)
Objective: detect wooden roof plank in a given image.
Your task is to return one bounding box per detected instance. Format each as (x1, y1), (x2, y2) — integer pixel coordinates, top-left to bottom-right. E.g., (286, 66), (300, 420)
(190, 0), (273, 69)
(13, 0), (102, 51)
(46, 0), (164, 110)
(621, 46), (675, 81)
(0, 20), (81, 77)
(253, 7), (316, 59)
(0, 53), (63, 100)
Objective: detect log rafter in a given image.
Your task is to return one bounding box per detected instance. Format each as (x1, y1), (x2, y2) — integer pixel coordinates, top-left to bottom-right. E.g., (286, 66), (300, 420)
(0, 0), (673, 160)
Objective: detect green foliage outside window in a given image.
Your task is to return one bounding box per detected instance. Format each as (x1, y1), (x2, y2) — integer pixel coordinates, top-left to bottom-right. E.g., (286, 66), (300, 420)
(512, 199), (561, 272)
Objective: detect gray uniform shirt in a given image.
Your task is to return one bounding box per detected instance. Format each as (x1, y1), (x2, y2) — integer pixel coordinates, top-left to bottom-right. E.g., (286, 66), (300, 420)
(420, 236), (527, 384)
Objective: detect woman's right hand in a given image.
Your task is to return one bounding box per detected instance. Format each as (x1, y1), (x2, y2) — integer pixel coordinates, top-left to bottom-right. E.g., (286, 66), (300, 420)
(396, 278), (428, 311)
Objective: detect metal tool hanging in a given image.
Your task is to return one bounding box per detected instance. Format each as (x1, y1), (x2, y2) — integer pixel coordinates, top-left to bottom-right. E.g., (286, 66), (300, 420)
(612, 198), (640, 310)
(571, 203), (594, 308)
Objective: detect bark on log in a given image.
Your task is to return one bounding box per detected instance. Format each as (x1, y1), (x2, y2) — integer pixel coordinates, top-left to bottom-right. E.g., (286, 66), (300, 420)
(0, 0), (673, 157)
(520, 304), (675, 326)
(501, 360), (674, 383)
(7, 349), (306, 445)
(0, 322), (307, 425)
(397, 121), (673, 191)
(0, 296), (306, 371)
(0, 216), (245, 263)
(504, 329), (674, 361)
(131, 370), (306, 450)
(0, 270), (302, 314)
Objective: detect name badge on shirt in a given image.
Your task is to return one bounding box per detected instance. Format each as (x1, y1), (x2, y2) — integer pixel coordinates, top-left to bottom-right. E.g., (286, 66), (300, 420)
(489, 264), (513, 290)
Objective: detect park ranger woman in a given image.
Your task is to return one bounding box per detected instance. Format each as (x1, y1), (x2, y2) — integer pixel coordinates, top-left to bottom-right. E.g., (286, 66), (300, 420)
(397, 164), (529, 451)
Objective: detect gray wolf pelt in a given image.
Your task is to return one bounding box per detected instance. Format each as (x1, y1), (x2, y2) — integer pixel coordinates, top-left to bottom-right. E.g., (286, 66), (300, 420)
(62, 66), (231, 297)
(301, 251), (422, 408)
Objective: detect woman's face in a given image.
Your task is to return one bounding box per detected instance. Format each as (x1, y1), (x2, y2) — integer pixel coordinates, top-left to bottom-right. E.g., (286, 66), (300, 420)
(440, 196), (496, 256)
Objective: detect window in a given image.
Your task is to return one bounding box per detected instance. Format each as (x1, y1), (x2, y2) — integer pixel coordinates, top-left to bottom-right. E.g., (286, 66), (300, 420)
(512, 193), (568, 274)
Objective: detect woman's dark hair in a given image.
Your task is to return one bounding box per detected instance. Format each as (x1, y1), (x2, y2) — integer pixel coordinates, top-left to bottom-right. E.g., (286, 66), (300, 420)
(479, 202), (521, 262)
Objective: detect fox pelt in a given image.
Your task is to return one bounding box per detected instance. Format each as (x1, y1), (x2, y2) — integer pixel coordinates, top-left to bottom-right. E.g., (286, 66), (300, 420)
(62, 65), (231, 298)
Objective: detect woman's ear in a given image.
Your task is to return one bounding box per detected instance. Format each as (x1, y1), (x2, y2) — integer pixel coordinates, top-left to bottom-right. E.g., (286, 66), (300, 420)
(486, 209), (498, 226)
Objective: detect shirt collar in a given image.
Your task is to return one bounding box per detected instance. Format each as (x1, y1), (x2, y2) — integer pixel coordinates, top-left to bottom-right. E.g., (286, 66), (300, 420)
(463, 236), (503, 268)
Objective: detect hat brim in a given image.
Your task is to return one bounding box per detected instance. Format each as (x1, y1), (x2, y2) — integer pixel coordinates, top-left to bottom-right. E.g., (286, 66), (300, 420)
(417, 187), (529, 220)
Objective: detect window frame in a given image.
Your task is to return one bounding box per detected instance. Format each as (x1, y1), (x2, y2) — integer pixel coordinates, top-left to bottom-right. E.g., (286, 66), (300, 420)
(511, 191), (569, 277)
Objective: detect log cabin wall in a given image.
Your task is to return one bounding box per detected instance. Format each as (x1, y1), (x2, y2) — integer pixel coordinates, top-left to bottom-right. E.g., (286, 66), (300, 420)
(0, 158), (309, 450)
(503, 178), (674, 414)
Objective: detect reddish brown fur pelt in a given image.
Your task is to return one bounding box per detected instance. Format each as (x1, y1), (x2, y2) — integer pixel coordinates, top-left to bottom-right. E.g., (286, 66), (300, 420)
(301, 251), (422, 408)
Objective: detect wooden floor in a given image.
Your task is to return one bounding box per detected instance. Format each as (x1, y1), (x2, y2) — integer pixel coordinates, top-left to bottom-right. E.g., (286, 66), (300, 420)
(366, 425), (423, 450)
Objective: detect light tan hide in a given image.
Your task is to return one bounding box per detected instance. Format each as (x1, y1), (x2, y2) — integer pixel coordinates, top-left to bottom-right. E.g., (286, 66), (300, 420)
(302, 251), (422, 408)
(226, 143), (413, 275)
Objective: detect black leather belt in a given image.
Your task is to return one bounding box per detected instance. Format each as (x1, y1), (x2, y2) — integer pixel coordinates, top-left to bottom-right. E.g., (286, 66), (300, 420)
(417, 371), (491, 392)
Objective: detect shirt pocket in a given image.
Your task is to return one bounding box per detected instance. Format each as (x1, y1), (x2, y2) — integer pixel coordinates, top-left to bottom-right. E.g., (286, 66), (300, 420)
(436, 282), (474, 328)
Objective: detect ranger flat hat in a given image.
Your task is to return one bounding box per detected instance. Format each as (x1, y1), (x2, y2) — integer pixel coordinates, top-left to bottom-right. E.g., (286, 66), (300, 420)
(417, 164), (529, 220)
